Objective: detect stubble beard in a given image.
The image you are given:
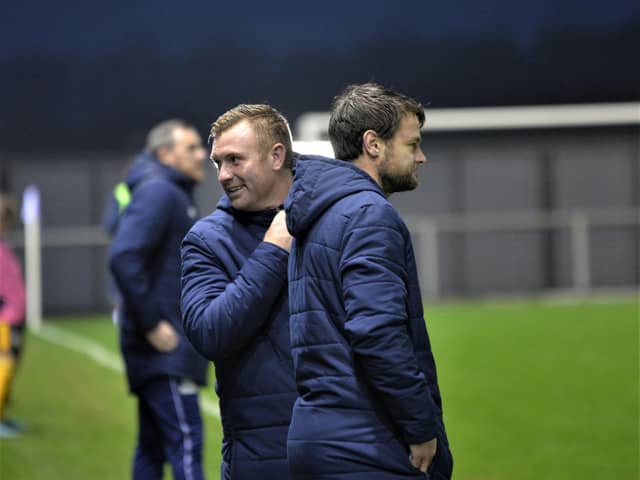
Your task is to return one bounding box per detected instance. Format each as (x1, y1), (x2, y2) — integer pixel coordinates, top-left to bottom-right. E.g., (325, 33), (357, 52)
(380, 169), (419, 195)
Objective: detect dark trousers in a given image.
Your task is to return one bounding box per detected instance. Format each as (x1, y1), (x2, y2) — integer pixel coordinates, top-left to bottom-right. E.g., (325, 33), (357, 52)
(133, 376), (204, 480)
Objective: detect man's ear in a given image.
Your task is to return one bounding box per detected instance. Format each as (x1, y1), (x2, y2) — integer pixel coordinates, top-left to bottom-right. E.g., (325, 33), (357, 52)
(156, 146), (173, 166)
(362, 130), (381, 158)
(270, 143), (286, 171)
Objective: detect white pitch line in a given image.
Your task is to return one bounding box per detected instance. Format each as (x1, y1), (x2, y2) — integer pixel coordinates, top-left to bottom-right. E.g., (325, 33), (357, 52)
(32, 324), (220, 419)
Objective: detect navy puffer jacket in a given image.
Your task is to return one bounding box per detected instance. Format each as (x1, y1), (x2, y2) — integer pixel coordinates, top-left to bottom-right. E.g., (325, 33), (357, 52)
(285, 156), (452, 479)
(181, 196), (297, 479)
(109, 151), (209, 392)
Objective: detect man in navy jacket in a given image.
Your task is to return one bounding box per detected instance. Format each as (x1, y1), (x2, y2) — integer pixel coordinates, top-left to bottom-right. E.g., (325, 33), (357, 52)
(285, 83), (453, 479)
(180, 105), (297, 479)
(109, 119), (209, 480)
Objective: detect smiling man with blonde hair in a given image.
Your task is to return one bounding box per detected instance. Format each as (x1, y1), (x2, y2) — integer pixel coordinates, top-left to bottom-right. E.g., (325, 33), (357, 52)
(181, 104), (297, 479)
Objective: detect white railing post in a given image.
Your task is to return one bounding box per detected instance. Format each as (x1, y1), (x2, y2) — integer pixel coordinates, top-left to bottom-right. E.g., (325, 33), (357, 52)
(21, 185), (43, 331)
(417, 219), (440, 300)
(570, 211), (591, 295)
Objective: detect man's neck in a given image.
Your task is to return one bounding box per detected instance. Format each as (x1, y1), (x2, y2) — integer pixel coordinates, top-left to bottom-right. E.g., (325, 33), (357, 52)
(352, 156), (382, 191)
(265, 171), (293, 209)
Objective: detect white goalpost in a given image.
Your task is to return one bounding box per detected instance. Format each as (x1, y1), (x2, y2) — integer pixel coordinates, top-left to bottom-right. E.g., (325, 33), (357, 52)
(21, 185), (42, 331)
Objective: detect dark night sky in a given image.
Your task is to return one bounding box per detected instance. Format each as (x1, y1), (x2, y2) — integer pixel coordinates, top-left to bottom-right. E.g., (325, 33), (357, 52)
(1, 1), (639, 151)
(3, 0), (639, 57)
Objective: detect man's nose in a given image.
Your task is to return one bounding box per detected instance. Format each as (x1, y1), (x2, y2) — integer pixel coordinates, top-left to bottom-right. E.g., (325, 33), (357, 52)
(218, 163), (232, 183)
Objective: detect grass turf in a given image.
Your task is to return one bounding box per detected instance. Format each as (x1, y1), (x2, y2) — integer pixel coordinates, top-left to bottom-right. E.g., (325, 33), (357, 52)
(1, 298), (637, 479)
(0, 317), (222, 479)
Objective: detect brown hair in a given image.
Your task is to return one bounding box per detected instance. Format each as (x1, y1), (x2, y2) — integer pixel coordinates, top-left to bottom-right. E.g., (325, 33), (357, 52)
(329, 82), (425, 161)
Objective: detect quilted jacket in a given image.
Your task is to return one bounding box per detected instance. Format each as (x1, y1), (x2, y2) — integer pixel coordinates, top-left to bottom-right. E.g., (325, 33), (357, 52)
(285, 155), (452, 479)
(181, 196), (297, 479)
(109, 151), (208, 392)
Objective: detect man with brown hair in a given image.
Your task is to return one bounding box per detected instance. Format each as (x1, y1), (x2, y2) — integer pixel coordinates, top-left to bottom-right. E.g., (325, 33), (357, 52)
(285, 83), (453, 479)
(181, 104), (297, 479)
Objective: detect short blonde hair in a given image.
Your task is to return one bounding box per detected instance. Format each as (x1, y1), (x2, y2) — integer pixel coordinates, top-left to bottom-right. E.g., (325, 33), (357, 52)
(210, 104), (294, 168)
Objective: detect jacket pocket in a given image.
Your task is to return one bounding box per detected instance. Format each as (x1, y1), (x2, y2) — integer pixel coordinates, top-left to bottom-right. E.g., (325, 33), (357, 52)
(426, 435), (453, 480)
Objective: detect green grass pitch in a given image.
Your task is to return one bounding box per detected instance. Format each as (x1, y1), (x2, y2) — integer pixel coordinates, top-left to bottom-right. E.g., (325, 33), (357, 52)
(1, 297), (637, 479)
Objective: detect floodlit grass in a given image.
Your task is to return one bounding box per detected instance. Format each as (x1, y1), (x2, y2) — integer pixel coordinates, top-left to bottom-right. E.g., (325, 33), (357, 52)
(427, 298), (639, 480)
(0, 298), (638, 479)
(0, 316), (222, 480)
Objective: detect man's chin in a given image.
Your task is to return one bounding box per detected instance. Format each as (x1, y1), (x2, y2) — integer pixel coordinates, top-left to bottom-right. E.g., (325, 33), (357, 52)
(381, 174), (419, 194)
(403, 173), (420, 191)
(228, 196), (248, 210)
(185, 168), (205, 183)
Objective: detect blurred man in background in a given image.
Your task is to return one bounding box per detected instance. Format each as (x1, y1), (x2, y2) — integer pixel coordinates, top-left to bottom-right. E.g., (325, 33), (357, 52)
(0, 193), (27, 438)
(109, 119), (209, 480)
(181, 104), (297, 479)
(285, 83), (453, 479)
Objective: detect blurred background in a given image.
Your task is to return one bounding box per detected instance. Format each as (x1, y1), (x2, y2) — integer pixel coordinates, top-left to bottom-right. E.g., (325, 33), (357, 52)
(1, 0), (639, 312)
(0, 1), (638, 479)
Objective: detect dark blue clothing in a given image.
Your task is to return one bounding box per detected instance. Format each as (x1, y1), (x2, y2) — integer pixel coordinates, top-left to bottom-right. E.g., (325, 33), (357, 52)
(103, 153), (150, 235)
(108, 151), (208, 392)
(285, 156), (452, 479)
(101, 193), (120, 236)
(134, 376), (204, 480)
(181, 196), (297, 479)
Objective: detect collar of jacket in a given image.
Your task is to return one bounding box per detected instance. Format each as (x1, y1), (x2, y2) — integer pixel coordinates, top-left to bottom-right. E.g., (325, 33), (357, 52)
(285, 154), (384, 237)
(216, 195), (281, 228)
(155, 160), (198, 192)
(126, 150), (197, 192)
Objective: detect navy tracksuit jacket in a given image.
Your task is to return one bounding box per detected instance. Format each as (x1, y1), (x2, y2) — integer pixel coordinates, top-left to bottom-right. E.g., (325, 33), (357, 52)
(109, 151), (208, 392)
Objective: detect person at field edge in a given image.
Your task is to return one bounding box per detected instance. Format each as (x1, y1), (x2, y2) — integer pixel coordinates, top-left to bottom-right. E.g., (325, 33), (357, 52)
(0, 193), (27, 439)
(101, 160), (136, 324)
(180, 104), (297, 479)
(108, 119), (209, 480)
(285, 83), (453, 479)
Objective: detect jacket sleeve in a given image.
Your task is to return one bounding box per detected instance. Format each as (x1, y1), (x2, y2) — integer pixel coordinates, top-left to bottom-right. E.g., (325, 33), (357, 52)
(339, 203), (439, 445)
(108, 181), (172, 333)
(180, 228), (289, 362)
